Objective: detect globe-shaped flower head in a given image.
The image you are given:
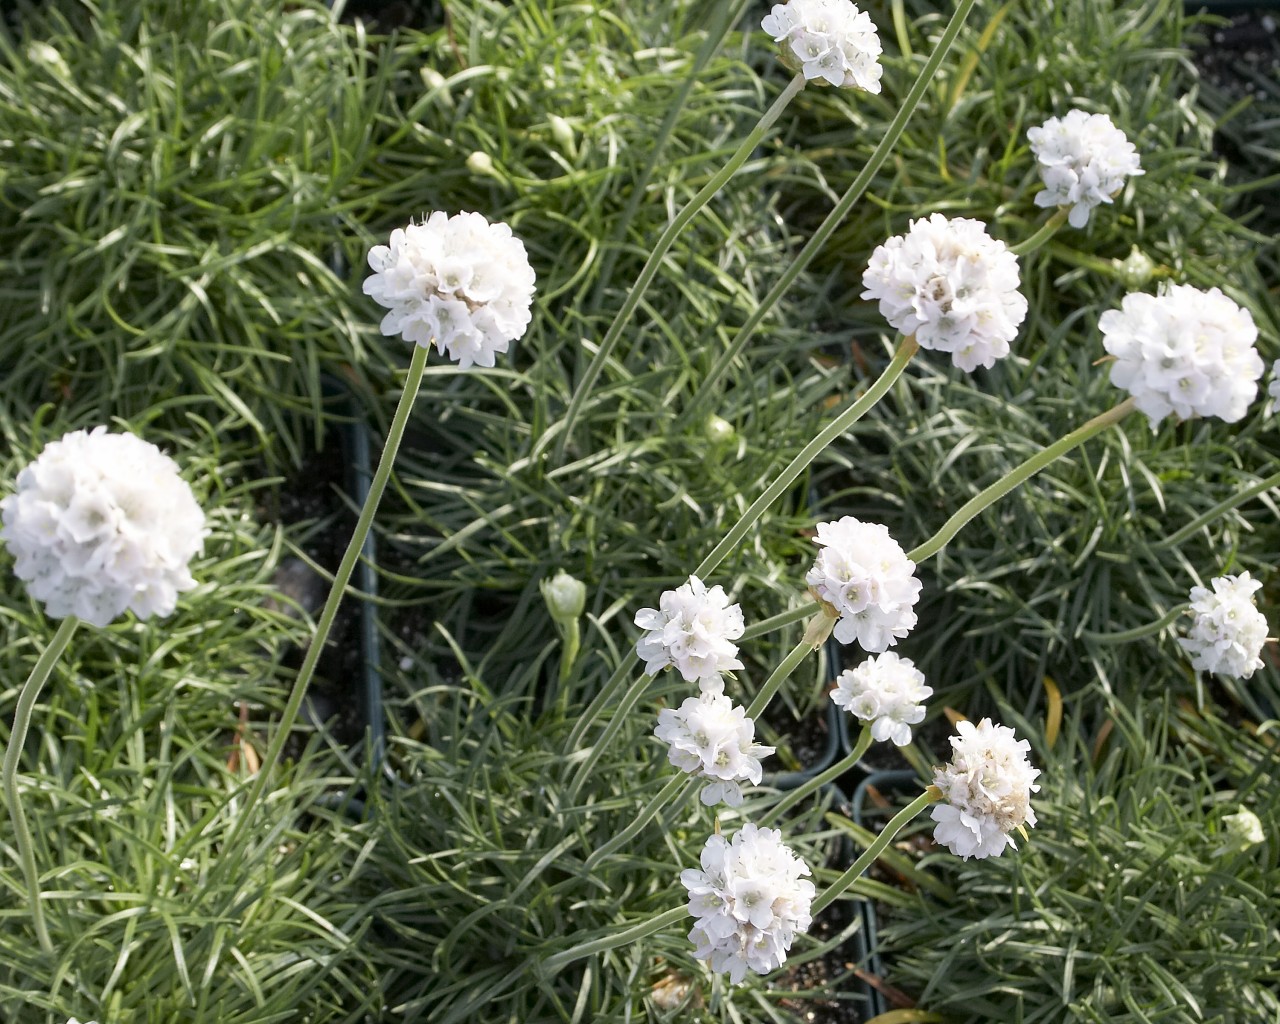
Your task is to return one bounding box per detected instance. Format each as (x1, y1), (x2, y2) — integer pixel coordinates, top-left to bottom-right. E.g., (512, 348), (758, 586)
(655, 693), (775, 807)
(806, 517), (922, 652)
(363, 211), (536, 369)
(1178, 572), (1269, 680)
(930, 718), (1041, 860)
(1100, 284), (1262, 428)
(760, 0), (882, 92)
(634, 576), (745, 693)
(1, 428), (206, 628)
(1028, 110), (1143, 228)
(831, 652), (932, 746)
(862, 214), (1027, 371)
(681, 823), (815, 983)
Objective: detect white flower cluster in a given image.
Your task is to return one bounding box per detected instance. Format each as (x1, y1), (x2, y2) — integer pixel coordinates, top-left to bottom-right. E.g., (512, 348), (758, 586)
(1, 428), (205, 628)
(862, 214), (1027, 371)
(830, 652), (932, 746)
(1027, 109), (1143, 229)
(655, 694), (775, 806)
(805, 517), (921, 652)
(363, 211), (536, 369)
(682, 823), (815, 983)
(930, 718), (1040, 860)
(760, 0), (883, 92)
(1268, 359), (1280, 410)
(634, 576), (745, 692)
(1178, 572), (1269, 680)
(1100, 284), (1262, 428)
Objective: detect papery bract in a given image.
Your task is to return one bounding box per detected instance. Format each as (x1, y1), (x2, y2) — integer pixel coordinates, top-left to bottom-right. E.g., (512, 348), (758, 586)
(1, 428), (206, 628)
(930, 718), (1040, 860)
(862, 214), (1027, 371)
(363, 211), (536, 369)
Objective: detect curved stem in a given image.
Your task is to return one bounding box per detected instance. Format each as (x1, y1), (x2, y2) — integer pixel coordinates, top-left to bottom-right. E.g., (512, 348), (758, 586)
(1009, 207), (1069, 257)
(3, 614), (79, 955)
(812, 787), (940, 915)
(695, 335), (918, 581)
(746, 638), (817, 720)
(552, 73), (807, 464)
(680, 0), (982, 428)
(741, 601), (818, 641)
(226, 343), (430, 847)
(584, 774), (694, 871)
(1080, 603), (1187, 644)
(908, 397), (1136, 564)
(567, 670), (655, 803)
(1152, 469), (1280, 551)
(543, 905), (688, 976)
(564, 654), (636, 754)
(760, 725), (872, 828)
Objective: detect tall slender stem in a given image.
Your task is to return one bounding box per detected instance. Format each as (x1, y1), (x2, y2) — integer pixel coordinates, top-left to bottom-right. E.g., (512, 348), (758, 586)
(908, 397), (1136, 564)
(695, 335), (918, 581)
(760, 725), (872, 828)
(1152, 468), (1280, 551)
(812, 787), (940, 915)
(741, 602), (818, 641)
(1009, 208), (1069, 256)
(542, 905), (689, 976)
(567, 670), (654, 803)
(680, 0), (982, 428)
(1080, 603), (1187, 644)
(226, 343), (430, 847)
(3, 614), (79, 955)
(746, 638), (817, 720)
(564, 654), (637, 756)
(584, 774), (695, 871)
(553, 74), (807, 464)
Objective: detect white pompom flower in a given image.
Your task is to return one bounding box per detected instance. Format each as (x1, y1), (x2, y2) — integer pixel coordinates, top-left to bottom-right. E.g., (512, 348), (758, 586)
(1027, 109), (1143, 229)
(760, 0), (883, 93)
(655, 693), (775, 807)
(1100, 284), (1262, 428)
(805, 517), (922, 653)
(1, 428), (206, 628)
(363, 211), (536, 369)
(861, 214), (1027, 371)
(830, 652), (932, 746)
(1178, 572), (1269, 680)
(1267, 359), (1280, 412)
(930, 718), (1041, 860)
(634, 576), (745, 692)
(681, 823), (815, 983)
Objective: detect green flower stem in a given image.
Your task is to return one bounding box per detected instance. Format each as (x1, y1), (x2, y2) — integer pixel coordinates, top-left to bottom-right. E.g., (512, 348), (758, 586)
(908, 396), (1137, 564)
(680, 0), (981, 428)
(696, 335), (919, 581)
(552, 73), (807, 464)
(1009, 207), (1069, 257)
(746, 637), (818, 720)
(564, 654), (636, 754)
(226, 343), (430, 847)
(557, 619), (581, 687)
(543, 905), (688, 976)
(812, 787), (941, 916)
(1152, 468), (1280, 551)
(567, 669), (654, 804)
(3, 614), (79, 955)
(760, 725), (872, 828)
(1080, 603), (1188, 644)
(584, 774), (695, 871)
(741, 601), (818, 641)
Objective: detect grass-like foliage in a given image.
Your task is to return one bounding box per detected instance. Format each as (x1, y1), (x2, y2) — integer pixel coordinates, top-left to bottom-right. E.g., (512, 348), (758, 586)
(0, 0), (400, 466)
(0, 410), (382, 1022)
(877, 691), (1280, 1023)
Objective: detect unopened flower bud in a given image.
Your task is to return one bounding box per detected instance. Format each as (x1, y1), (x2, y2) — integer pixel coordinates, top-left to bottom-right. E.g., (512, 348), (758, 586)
(541, 570), (586, 624)
(28, 42), (70, 79)
(1115, 246), (1156, 290)
(704, 414), (735, 446)
(466, 151), (498, 178)
(548, 114), (576, 158)
(1220, 808), (1265, 853)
